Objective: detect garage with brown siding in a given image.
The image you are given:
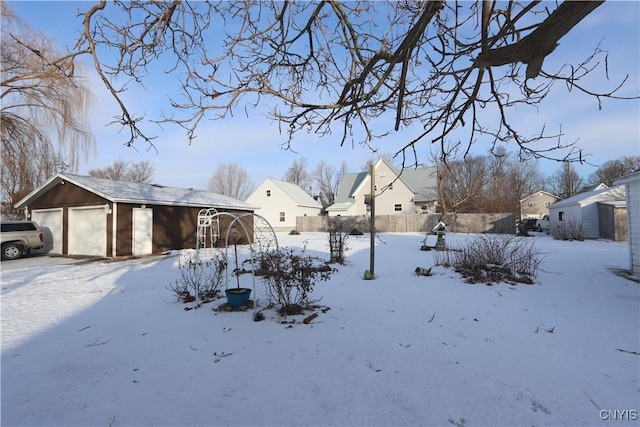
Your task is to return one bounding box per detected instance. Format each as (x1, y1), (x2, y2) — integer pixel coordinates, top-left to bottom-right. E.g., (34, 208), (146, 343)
(16, 174), (255, 257)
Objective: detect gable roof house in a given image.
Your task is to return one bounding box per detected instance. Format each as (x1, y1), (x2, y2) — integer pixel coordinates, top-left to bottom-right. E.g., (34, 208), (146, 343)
(245, 177), (322, 231)
(519, 191), (560, 220)
(614, 170), (640, 276)
(326, 157), (438, 217)
(15, 174), (254, 258)
(548, 185), (626, 240)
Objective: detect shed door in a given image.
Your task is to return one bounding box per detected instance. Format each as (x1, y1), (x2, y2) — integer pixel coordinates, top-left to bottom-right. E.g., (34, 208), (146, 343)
(31, 208), (63, 254)
(68, 206), (107, 257)
(133, 208), (153, 256)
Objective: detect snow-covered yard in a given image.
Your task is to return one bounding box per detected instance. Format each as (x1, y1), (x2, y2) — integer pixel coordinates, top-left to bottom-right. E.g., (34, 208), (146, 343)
(1, 232), (638, 426)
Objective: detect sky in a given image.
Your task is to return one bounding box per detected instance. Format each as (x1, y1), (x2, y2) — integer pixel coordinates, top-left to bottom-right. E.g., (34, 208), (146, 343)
(2, 232), (638, 425)
(6, 1), (640, 191)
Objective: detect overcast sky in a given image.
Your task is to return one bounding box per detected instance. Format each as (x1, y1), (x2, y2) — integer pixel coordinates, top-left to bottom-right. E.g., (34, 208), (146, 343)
(7, 1), (640, 191)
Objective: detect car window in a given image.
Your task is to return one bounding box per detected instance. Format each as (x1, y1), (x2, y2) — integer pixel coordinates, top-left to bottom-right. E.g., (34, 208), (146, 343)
(1, 222), (37, 232)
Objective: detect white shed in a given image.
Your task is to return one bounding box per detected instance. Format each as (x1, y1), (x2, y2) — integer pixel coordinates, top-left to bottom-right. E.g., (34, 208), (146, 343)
(549, 185), (626, 240)
(245, 177), (321, 231)
(615, 170), (640, 276)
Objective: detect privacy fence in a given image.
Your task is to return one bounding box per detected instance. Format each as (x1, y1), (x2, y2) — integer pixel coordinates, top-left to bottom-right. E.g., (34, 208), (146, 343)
(296, 213), (515, 234)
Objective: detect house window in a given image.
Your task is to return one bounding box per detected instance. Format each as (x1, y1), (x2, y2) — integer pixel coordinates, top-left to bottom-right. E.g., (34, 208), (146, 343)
(388, 183), (394, 190)
(527, 202), (533, 208)
(266, 190), (271, 197)
(279, 212), (285, 222)
(544, 201), (551, 208)
(558, 211), (564, 221)
(394, 204), (402, 212)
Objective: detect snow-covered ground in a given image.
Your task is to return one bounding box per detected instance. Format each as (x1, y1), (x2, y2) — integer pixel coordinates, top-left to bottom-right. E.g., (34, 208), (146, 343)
(2, 232), (638, 426)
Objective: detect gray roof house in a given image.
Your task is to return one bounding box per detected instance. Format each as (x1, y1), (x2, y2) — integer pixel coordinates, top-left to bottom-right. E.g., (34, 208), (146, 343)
(327, 157), (438, 216)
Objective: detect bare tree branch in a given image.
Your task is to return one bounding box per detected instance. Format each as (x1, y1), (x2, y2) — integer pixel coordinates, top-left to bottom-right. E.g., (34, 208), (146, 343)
(1, 4), (95, 217)
(54, 1), (638, 167)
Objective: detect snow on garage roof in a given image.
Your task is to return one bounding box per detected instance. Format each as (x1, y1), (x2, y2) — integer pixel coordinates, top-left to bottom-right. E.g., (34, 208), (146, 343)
(16, 173), (256, 211)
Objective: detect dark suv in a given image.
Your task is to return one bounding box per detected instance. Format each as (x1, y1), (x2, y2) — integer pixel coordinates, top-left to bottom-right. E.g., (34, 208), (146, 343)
(517, 218), (541, 233)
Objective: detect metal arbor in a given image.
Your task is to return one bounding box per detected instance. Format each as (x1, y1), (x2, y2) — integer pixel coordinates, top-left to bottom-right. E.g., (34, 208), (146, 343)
(194, 210), (278, 311)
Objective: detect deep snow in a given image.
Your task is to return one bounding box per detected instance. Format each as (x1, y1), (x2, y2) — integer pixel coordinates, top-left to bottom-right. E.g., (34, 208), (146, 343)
(1, 232), (639, 426)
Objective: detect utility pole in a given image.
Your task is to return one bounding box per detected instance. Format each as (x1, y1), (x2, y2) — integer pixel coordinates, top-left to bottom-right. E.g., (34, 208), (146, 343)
(369, 163), (375, 278)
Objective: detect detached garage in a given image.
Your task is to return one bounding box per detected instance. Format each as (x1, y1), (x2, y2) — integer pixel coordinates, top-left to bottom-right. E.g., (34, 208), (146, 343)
(16, 173), (255, 258)
(548, 185), (626, 240)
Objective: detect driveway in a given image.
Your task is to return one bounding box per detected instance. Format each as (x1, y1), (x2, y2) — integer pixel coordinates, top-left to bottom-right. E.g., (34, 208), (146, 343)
(0, 254), (88, 272)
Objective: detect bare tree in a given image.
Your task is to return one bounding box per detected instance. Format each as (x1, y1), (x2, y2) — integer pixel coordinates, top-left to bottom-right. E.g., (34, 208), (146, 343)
(546, 162), (584, 199)
(438, 156), (488, 215)
(482, 148), (542, 214)
(125, 161), (155, 184)
(587, 155), (640, 187)
(313, 160), (347, 209)
(88, 160), (155, 183)
(282, 157), (312, 194)
(27, 1), (634, 166)
(1, 4), (94, 217)
(207, 163), (255, 201)
(435, 149), (542, 221)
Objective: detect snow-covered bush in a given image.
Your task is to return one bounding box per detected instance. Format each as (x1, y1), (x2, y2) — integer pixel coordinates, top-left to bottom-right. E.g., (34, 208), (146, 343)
(259, 247), (335, 315)
(168, 250), (227, 304)
(433, 234), (542, 284)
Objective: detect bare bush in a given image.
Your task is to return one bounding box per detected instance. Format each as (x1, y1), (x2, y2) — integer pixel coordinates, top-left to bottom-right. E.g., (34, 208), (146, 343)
(433, 235), (542, 285)
(552, 219), (584, 241)
(259, 247), (335, 315)
(168, 250), (227, 305)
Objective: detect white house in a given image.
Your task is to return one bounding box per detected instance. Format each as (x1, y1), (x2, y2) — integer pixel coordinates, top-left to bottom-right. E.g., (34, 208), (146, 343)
(548, 185), (626, 239)
(326, 157), (438, 216)
(246, 177), (321, 231)
(615, 170), (640, 276)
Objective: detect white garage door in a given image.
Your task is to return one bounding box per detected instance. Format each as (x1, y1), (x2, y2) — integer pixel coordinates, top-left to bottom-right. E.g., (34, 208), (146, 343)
(68, 206), (107, 257)
(31, 208), (63, 254)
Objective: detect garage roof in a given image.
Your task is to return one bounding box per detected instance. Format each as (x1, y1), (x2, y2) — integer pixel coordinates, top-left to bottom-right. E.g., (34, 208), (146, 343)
(550, 185), (626, 209)
(16, 173), (256, 211)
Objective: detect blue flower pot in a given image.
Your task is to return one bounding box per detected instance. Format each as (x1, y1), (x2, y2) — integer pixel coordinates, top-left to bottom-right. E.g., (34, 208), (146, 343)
(225, 288), (252, 309)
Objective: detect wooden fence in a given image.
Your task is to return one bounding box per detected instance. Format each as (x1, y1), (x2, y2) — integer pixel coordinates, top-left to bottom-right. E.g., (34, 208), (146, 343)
(296, 213), (516, 234)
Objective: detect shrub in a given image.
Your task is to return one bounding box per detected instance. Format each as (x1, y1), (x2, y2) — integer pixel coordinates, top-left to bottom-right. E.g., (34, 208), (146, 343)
(433, 234), (542, 285)
(259, 247), (335, 315)
(551, 218), (584, 241)
(289, 229), (301, 235)
(168, 250), (227, 305)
